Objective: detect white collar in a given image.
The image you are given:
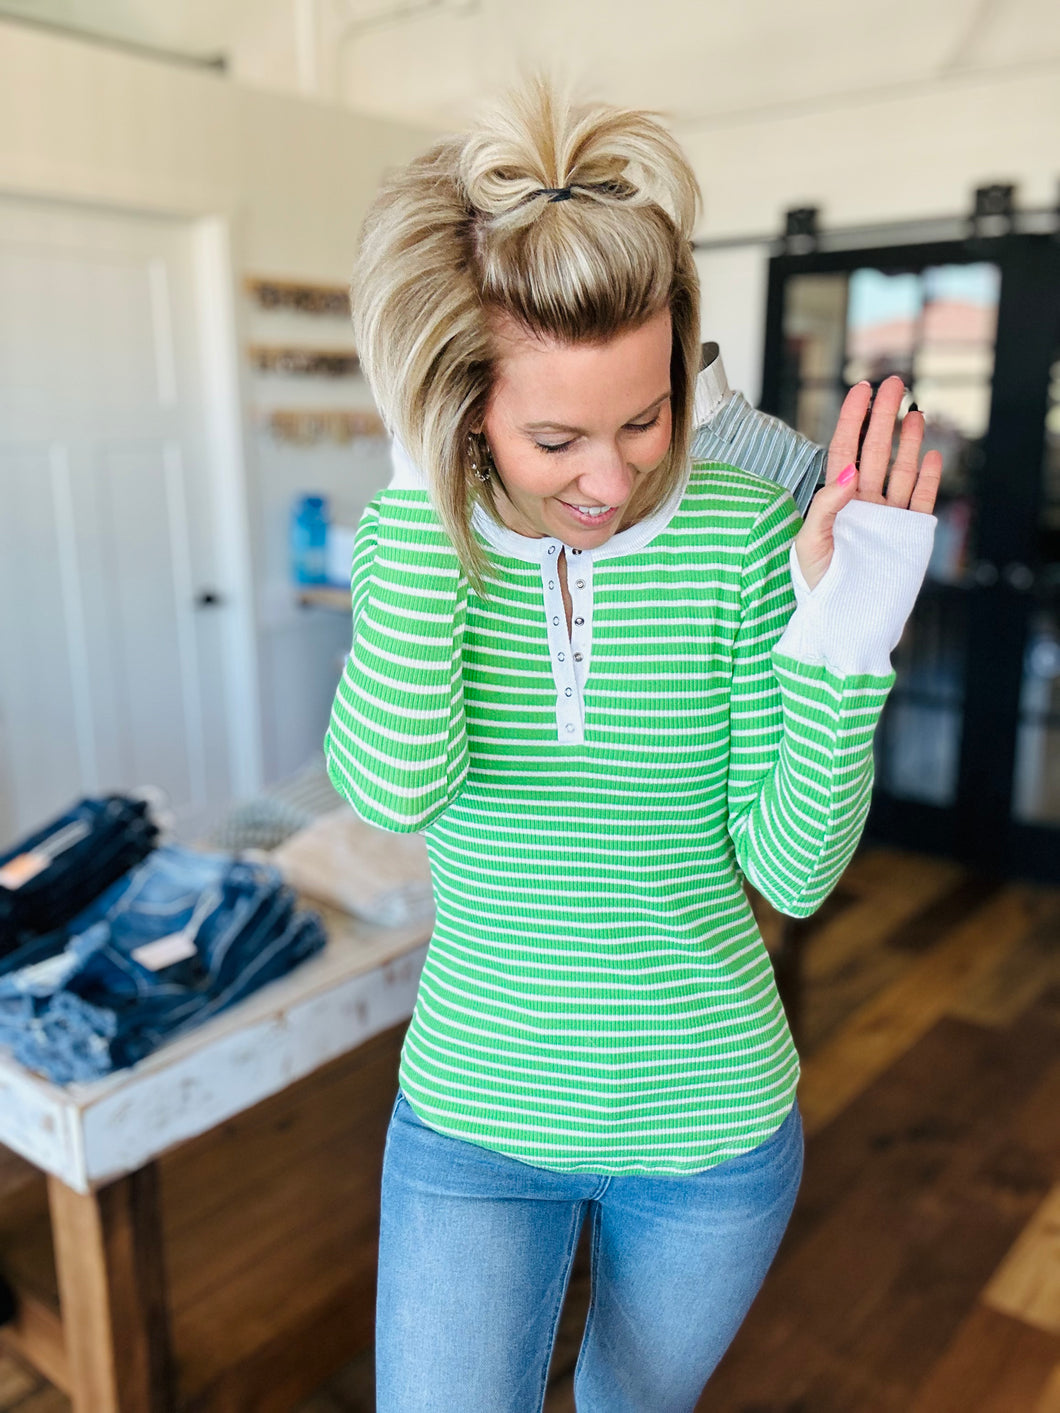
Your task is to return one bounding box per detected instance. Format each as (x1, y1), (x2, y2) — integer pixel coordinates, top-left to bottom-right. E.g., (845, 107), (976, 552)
(471, 456), (692, 564)
(693, 347), (731, 426)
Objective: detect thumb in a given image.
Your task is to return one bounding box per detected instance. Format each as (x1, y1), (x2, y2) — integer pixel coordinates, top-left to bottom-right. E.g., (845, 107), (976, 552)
(811, 463), (859, 533)
(797, 463), (859, 589)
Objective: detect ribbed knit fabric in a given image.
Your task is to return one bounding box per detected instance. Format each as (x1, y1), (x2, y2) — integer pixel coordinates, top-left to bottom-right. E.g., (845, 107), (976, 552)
(778, 497), (937, 676)
(324, 462), (896, 1174)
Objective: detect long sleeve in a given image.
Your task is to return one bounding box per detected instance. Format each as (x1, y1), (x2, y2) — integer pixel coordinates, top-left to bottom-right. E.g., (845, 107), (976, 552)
(323, 489), (469, 832)
(725, 491), (897, 917)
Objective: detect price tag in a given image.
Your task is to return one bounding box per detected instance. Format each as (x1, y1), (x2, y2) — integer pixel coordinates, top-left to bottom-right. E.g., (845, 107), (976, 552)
(132, 932), (198, 971)
(0, 851), (49, 890)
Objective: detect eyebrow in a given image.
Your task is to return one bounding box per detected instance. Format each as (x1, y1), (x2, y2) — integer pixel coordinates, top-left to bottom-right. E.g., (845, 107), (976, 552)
(523, 390), (671, 435)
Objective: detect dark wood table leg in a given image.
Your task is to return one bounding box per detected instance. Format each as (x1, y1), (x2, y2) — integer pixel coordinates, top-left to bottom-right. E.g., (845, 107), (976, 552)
(47, 1162), (175, 1413)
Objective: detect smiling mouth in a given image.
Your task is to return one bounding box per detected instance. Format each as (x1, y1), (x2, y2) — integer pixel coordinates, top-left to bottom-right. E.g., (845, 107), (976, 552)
(558, 500), (619, 520)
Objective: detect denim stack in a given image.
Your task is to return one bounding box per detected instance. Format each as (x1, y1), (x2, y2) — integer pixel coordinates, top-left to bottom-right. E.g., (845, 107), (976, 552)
(0, 795), (158, 958)
(0, 812), (327, 1084)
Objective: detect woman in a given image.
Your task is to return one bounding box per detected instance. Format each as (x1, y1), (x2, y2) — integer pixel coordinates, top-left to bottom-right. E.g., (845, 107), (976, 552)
(325, 81), (939, 1413)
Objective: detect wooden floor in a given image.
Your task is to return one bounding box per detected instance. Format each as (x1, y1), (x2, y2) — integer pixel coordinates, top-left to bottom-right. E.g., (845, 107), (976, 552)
(2, 845), (1058, 1412)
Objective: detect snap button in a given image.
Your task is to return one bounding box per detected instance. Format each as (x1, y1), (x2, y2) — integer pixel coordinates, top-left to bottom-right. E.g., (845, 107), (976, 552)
(575, 579), (585, 589)
(574, 616), (584, 626)
(565, 723), (575, 733)
(552, 616), (560, 625)
(558, 652), (565, 661)
(548, 580), (555, 589)
(565, 687), (573, 697)
(574, 652), (583, 662)
(571, 548), (581, 555)
(548, 545), (556, 555)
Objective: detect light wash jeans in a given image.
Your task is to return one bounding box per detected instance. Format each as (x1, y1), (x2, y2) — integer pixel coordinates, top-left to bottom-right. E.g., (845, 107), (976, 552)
(376, 1088), (804, 1413)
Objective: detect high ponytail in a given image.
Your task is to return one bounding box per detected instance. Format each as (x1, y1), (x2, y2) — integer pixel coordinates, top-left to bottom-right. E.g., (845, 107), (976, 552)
(351, 77), (701, 591)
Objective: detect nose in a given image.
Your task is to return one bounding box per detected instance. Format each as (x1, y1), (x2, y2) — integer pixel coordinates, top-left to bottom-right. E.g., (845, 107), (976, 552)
(573, 442), (636, 507)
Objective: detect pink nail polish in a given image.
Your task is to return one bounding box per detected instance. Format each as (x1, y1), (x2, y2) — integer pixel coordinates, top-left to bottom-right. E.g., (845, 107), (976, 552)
(838, 463), (857, 486)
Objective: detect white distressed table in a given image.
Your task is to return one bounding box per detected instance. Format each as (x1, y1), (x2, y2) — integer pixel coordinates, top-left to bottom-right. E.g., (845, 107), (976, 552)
(0, 903), (429, 1412)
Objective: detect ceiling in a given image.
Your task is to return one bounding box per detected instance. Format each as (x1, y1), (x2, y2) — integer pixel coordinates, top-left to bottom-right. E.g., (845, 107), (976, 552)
(1, 0), (1057, 130)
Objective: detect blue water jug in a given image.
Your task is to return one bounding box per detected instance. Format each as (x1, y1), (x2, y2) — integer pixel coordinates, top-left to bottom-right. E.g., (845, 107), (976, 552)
(291, 495), (329, 585)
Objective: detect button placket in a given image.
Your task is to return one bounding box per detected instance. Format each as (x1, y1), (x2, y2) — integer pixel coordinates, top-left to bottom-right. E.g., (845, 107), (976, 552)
(539, 540), (593, 745)
(567, 552), (593, 702)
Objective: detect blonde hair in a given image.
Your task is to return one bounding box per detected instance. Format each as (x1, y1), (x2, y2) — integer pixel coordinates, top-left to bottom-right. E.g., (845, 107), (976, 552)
(351, 79), (701, 591)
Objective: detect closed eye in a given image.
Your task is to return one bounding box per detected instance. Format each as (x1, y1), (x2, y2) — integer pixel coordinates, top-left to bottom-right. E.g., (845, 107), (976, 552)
(535, 411), (663, 455)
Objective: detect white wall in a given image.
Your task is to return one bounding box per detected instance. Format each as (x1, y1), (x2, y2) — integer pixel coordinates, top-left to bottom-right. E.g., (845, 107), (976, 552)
(683, 68), (1058, 241)
(684, 65), (1059, 406)
(0, 20), (436, 789)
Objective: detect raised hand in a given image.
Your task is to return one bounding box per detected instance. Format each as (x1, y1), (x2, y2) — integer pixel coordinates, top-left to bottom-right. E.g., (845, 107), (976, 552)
(795, 374), (943, 590)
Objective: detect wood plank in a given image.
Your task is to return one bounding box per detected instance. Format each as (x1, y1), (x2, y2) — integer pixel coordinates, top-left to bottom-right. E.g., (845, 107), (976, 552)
(47, 1166), (174, 1413)
(949, 891), (1060, 1028)
(803, 853), (964, 983)
(984, 1183), (1060, 1335)
(182, 1271), (376, 1413)
(837, 845), (962, 898)
(4, 1387), (70, 1412)
(798, 887), (1036, 1134)
(696, 1011), (1060, 1412)
(0, 1144), (40, 1205)
(908, 1303), (1060, 1412)
(881, 870), (1004, 953)
(0, 1288), (68, 1395)
(160, 1024), (404, 1265)
(0, 1173), (66, 1394)
(0, 1348), (40, 1403)
(165, 1023), (402, 1403)
(1036, 1361), (1060, 1413)
(320, 1347), (375, 1413)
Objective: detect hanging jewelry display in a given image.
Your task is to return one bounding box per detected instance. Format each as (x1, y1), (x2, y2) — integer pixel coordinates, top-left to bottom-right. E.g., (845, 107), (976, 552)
(245, 277), (349, 317)
(265, 409), (386, 445)
(249, 345), (360, 377)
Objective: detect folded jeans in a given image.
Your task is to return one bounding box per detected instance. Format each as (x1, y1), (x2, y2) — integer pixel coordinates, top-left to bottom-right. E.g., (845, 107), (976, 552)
(0, 844), (325, 1083)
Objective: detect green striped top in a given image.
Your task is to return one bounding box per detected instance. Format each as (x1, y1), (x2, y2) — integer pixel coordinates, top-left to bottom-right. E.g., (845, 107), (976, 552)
(324, 459), (894, 1174)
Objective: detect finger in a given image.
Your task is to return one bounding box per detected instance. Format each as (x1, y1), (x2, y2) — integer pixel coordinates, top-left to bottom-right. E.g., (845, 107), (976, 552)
(826, 382), (872, 483)
(857, 375), (905, 502)
(909, 448), (943, 516)
(885, 407), (925, 507)
(796, 467), (860, 589)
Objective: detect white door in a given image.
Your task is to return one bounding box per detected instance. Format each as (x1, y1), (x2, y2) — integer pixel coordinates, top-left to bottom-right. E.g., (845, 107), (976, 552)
(0, 197), (253, 844)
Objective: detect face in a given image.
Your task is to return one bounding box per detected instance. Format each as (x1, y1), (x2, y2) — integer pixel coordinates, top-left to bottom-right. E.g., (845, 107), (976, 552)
(479, 308), (674, 547)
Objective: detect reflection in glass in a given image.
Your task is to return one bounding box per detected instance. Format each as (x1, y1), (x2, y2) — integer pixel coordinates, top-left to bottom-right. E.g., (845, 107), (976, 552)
(875, 591), (968, 807)
(782, 274), (847, 387)
(779, 261), (1000, 500)
(795, 384), (844, 449)
(844, 269), (920, 385)
(1041, 357), (1060, 567)
(1014, 313), (1060, 825)
(1013, 609), (1060, 823)
(911, 379), (993, 443)
(913, 264), (999, 446)
(776, 257), (1001, 811)
(925, 498), (973, 585)
(920, 264), (1000, 345)
(878, 699), (963, 805)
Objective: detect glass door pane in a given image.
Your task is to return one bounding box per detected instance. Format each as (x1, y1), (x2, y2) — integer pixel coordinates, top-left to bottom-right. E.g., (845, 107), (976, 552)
(1012, 325), (1060, 823)
(778, 258), (1001, 809)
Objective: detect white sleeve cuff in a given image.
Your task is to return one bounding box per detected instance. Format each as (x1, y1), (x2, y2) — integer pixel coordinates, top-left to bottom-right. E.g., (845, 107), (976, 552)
(774, 498), (937, 676)
(388, 435), (429, 490)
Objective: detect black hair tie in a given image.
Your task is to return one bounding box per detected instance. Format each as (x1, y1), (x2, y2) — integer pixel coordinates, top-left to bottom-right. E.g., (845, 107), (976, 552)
(538, 187), (574, 202)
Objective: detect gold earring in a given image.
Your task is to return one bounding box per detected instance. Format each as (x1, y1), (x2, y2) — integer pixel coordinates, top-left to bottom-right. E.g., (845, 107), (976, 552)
(467, 434), (492, 483)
